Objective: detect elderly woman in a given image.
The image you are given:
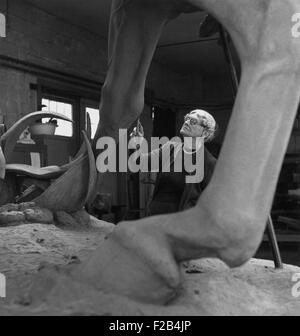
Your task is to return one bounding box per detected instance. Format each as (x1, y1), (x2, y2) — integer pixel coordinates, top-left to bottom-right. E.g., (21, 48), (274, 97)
(132, 109), (218, 216)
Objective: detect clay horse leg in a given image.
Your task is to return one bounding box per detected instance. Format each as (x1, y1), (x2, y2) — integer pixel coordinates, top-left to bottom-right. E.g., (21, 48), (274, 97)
(78, 0), (300, 304)
(93, 0), (182, 145)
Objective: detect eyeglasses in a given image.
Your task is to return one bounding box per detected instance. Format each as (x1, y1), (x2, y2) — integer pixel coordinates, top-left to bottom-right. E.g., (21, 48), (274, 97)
(184, 115), (207, 127)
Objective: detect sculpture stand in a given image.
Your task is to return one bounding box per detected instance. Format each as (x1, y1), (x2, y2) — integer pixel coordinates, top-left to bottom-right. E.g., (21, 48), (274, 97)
(0, 218), (299, 316)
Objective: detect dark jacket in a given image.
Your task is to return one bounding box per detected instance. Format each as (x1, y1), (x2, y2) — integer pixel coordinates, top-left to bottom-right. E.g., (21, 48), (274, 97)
(146, 143), (216, 216)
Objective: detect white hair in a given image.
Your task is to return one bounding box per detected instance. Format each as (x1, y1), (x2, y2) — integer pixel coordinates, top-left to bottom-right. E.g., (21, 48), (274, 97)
(188, 109), (217, 142)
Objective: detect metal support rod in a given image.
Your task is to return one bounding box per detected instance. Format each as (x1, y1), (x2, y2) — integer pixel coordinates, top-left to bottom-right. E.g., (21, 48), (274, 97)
(266, 216), (283, 269)
(218, 25), (283, 269)
(218, 25), (239, 94)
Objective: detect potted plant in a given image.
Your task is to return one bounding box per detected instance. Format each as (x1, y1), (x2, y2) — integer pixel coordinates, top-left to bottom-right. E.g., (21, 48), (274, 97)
(29, 118), (58, 135)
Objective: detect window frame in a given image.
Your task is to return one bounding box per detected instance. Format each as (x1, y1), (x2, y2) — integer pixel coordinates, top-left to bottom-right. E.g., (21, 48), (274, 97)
(41, 94), (77, 138)
(82, 98), (100, 140)
(35, 80), (101, 150)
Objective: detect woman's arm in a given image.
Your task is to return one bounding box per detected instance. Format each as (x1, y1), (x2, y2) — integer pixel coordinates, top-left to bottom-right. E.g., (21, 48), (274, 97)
(134, 140), (180, 172)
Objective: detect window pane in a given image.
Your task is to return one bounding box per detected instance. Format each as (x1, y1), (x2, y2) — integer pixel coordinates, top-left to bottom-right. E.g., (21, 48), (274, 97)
(86, 107), (99, 139)
(42, 98), (73, 137)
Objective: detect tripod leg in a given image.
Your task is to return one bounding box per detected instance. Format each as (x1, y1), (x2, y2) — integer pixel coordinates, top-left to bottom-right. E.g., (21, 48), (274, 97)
(266, 215), (283, 269)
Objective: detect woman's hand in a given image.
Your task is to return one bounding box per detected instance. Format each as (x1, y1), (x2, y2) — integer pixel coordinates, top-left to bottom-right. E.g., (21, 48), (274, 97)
(130, 120), (144, 143)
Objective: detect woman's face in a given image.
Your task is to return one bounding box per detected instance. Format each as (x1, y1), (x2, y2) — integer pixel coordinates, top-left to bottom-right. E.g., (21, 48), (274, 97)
(180, 112), (206, 138)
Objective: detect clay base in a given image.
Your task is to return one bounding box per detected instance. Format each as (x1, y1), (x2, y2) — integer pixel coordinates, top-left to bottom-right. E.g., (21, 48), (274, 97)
(0, 218), (299, 316)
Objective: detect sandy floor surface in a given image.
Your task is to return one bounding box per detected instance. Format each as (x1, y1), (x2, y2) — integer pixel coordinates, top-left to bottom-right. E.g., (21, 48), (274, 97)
(0, 217), (300, 316)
